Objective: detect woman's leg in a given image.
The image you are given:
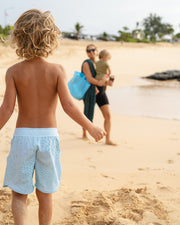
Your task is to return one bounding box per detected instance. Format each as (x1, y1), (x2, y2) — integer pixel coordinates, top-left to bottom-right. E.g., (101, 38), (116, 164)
(36, 189), (52, 225)
(82, 128), (88, 139)
(12, 191), (28, 225)
(99, 104), (116, 145)
(82, 89), (96, 139)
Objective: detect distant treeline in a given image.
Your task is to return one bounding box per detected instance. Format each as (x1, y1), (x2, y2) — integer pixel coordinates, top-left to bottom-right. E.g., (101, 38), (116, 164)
(0, 25), (13, 39)
(1, 13), (180, 43)
(64, 14), (180, 43)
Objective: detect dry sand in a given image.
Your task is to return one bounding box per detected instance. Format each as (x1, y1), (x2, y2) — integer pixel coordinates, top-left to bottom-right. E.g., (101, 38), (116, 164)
(0, 40), (180, 225)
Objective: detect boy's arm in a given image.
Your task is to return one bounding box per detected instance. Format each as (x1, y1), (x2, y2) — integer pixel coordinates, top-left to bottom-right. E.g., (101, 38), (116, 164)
(0, 69), (17, 129)
(107, 67), (111, 76)
(57, 65), (105, 142)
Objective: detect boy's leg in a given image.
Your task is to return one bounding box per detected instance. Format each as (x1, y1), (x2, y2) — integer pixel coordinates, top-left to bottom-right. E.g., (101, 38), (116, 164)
(12, 191), (28, 225)
(36, 188), (52, 225)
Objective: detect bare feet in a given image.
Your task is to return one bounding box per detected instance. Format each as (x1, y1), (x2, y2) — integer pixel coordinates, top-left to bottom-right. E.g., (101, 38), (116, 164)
(82, 129), (89, 140)
(106, 140), (117, 146)
(82, 135), (89, 140)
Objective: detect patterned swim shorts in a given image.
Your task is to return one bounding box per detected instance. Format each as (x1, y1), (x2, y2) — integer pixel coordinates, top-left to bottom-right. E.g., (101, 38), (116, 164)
(3, 128), (62, 194)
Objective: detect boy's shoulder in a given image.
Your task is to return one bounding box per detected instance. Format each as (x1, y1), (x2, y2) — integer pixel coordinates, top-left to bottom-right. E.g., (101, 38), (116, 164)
(46, 62), (67, 81)
(7, 60), (65, 77)
(48, 62), (65, 76)
(6, 61), (23, 78)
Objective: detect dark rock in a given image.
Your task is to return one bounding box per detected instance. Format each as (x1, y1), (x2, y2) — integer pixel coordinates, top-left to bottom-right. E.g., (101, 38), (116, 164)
(144, 70), (180, 81)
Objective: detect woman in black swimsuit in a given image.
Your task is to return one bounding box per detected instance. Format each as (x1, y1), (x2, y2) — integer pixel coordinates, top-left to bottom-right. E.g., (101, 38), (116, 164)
(82, 44), (116, 145)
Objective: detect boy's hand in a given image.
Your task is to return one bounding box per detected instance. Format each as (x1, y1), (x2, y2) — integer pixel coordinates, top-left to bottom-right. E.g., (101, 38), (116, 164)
(88, 125), (106, 142)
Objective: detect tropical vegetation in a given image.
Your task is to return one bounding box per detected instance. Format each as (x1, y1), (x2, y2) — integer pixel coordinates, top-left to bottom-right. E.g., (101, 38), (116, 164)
(0, 14), (179, 43)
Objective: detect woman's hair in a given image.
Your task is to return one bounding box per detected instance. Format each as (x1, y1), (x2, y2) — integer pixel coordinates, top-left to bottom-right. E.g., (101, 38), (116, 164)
(99, 49), (111, 59)
(86, 44), (96, 52)
(11, 9), (61, 60)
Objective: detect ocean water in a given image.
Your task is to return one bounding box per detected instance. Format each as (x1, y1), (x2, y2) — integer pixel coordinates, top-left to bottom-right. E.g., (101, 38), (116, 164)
(107, 79), (180, 120)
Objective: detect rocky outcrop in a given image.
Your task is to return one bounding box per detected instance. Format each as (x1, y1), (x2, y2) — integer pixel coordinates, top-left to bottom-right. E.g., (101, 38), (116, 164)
(144, 70), (180, 81)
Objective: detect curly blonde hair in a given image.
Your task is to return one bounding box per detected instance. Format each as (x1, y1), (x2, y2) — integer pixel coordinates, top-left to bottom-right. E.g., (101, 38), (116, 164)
(11, 9), (61, 60)
(99, 49), (111, 60)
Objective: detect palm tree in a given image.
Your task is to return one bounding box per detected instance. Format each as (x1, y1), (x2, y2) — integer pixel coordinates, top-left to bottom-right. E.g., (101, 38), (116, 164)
(102, 32), (108, 41)
(75, 22), (84, 40)
(122, 26), (129, 31)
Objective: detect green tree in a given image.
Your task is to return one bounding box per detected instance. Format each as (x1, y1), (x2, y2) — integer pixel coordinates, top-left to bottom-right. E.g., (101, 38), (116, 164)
(75, 22), (84, 40)
(118, 29), (130, 41)
(173, 32), (180, 41)
(0, 25), (13, 40)
(3, 25), (12, 35)
(122, 26), (129, 31)
(102, 32), (108, 41)
(142, 13), (174, 41)
(136, 22), (139, 29)
(0, 25), (3, 34)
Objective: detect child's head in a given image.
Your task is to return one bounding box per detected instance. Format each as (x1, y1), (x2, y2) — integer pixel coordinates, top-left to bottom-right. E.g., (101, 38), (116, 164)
(11, 9), (61, 60)
(99, 49), (111, 61)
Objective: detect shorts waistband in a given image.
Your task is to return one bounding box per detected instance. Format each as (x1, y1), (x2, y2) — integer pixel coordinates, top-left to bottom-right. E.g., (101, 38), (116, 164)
(14, 128), (59, 137)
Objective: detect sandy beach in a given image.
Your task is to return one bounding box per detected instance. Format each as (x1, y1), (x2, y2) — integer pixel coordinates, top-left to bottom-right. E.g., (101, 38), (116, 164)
(0, 39), (180, 225)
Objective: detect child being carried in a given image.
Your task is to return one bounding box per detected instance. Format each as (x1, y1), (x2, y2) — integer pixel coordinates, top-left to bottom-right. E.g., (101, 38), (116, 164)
(95, 49), (114, 87)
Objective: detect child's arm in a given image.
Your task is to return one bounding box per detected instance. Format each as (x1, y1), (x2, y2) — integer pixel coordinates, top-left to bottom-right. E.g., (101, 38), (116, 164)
(57, 65), (105, 142)
(107, 67), (111, 76)
(0, 68), (16, 129)
(104, 66), (111, 91)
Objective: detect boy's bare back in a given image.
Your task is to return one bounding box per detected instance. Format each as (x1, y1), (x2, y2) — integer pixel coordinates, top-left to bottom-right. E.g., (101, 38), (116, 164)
(8, 57), (62, 128)
(0, 9), (105, 142)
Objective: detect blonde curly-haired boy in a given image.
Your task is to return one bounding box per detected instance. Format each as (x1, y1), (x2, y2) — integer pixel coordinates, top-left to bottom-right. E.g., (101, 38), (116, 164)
(0, 9), (105, 225)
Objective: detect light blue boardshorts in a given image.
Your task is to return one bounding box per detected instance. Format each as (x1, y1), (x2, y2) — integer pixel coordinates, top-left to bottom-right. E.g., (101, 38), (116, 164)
(3, 128), (62, 194)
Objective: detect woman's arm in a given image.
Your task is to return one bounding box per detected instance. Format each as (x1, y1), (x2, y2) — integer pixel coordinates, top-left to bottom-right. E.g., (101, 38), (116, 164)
(83, 62), (105, 86)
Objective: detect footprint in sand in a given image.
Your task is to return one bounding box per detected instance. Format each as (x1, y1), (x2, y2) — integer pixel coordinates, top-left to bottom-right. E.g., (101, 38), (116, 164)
(97, 149), (103, 152)
(167, 159), (174, 164)
(138, 167), (150, 171)
(85, 157), (92, 161)
(148, 222), (163, 225)
(100, 173), (114, 179)
(157, 186), (171, 192)
(169, 137), (179, 141)
(89, 165), (96, 169)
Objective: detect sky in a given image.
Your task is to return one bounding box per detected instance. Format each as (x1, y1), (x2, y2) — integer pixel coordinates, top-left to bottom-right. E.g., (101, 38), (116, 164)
(1, 0), (180, 35)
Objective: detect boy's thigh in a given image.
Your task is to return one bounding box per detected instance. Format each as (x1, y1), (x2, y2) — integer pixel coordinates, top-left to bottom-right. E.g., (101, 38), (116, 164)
(35, 136), (62, 193)
(3, 136), (36, 194)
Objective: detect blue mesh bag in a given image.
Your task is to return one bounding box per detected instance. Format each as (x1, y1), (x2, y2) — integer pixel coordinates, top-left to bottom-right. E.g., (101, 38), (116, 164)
(68, 71), (91, 100)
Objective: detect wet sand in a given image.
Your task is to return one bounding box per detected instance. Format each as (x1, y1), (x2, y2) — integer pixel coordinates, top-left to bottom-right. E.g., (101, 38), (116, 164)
(108, 79), (180, 120)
